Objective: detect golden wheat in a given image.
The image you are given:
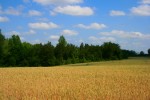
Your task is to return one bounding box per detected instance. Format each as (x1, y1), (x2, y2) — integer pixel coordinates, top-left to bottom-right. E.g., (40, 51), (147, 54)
(0, 58), (150, 100)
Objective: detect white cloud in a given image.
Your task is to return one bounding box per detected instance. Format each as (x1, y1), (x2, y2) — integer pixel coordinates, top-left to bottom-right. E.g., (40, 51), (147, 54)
(49, 35), (59, 40)
(100, 37), (116, 42)
(89, 36), (116, 44)
(0, 7), (3, 14)
(28, 10), (42, 16)
(131, 5), (150, 16)
(53, 5), (94, 16)
(141, 0), (150, 4)
(100, 30), (150, 39)
(89, 36), (98, 41)
(33, 0), (83, 5)
(50, 11), (57, 16)
(0, 6), (23, 16)
(61, 29), (78, 36)
(37, 18), (49, 21)
(4, 7), (22, 16)
(23, 0), (30, 3)
(31, 39), (42, 44)
(9, 31), (20, 35)
(9, 30), (36, 36)
(20, 37), (25, 41)
(0, 16), (9, 22)
(110, 10), (126, 16)
(26, 30), (36, 34)
(29, 22), (59, 30)
(76, 23), (106, 30)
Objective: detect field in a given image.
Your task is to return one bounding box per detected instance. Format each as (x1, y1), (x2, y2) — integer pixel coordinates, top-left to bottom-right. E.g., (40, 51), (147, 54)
(0, 58), (150, 100)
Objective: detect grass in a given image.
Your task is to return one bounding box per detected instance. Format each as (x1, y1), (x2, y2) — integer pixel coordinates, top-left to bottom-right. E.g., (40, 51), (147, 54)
(0, 58), (150, 100)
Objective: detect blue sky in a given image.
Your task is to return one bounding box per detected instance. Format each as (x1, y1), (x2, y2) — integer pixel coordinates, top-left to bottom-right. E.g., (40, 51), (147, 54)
(0, 0), (150, 53)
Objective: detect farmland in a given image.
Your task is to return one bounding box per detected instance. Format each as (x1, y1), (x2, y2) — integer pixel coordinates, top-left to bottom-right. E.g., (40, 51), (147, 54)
(0, 58), (150, 100)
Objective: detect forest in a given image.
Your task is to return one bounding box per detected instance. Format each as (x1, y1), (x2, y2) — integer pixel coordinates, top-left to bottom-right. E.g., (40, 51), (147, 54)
(0, 30), (148, 67)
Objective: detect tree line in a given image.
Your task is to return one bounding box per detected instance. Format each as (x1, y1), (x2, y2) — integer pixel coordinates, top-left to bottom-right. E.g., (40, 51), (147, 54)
(0, 30), (149, 67)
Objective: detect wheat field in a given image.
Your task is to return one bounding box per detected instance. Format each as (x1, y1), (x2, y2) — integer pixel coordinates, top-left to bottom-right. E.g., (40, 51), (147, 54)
(0, 58), (150, 100)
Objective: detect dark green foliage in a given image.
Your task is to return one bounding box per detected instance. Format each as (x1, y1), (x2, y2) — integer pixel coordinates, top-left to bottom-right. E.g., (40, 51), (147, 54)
(28, 44), (42, 66)
(21, 42), (32, 66)
(140, 51), (145, 56)
(0, 29), (139, 67)
(64, 44), (79, 64)
(101, 42), (121, 60)
(148, 49), (150, 56)
(121, 50), (138, 59)
(0, 30), (5, 65)
(8, 35), (23, 66)
(40, 42), (55, 66)
(55, 35), (67, 65)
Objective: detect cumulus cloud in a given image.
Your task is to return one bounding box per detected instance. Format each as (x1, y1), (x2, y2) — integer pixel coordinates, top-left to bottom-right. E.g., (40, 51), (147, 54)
(23, 0), (30, 3)
(28, 10), (42, 16)
(110, 10), (126, 16)
(0, 16), (9, 22)
(31, 39), (42, 44)
(100, 37), (116, 42)
(61, 29), (78, 36)
(49, 35), (59, 40)
(53, 5), (94, 16)
(89, 36), (116, 44)
(37, 18), (49, 21)
(100, 30), (150, 39)
(5, 7), (22, 16)
(26, 30), (36, 34)
(76, 23), (106, 30)
(0, 6), (23, 16)
(131, 5), (150, 16)
(141, 0), (150, 4)
(8, 31), (21, 35)
(8, 30), (36, 36)
(20, 37), (25, 41)
(33, 0), (83, 5)
(29, 22), (59, 30)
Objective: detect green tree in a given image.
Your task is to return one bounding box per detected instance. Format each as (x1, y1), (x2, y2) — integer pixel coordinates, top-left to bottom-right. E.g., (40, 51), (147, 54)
(88, 45), (102, 61)
(58, 35), (67, 46)
(8, 35), (23, 66)
(64, 44), (79, 64)
(20, 42), (32, 66)
(40, 42), (55, 66)
(140, 51), (144, 56)
(79, 43), (86, 62)
(148, 49), (150, 56)
(102, 42), (121, 60)
(2, 39), (10, 66)
(0, 29), (140, 67)
(0, 29), (5, 65)
(28, 44), (42, 66)
(55, 35), (67, 65)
